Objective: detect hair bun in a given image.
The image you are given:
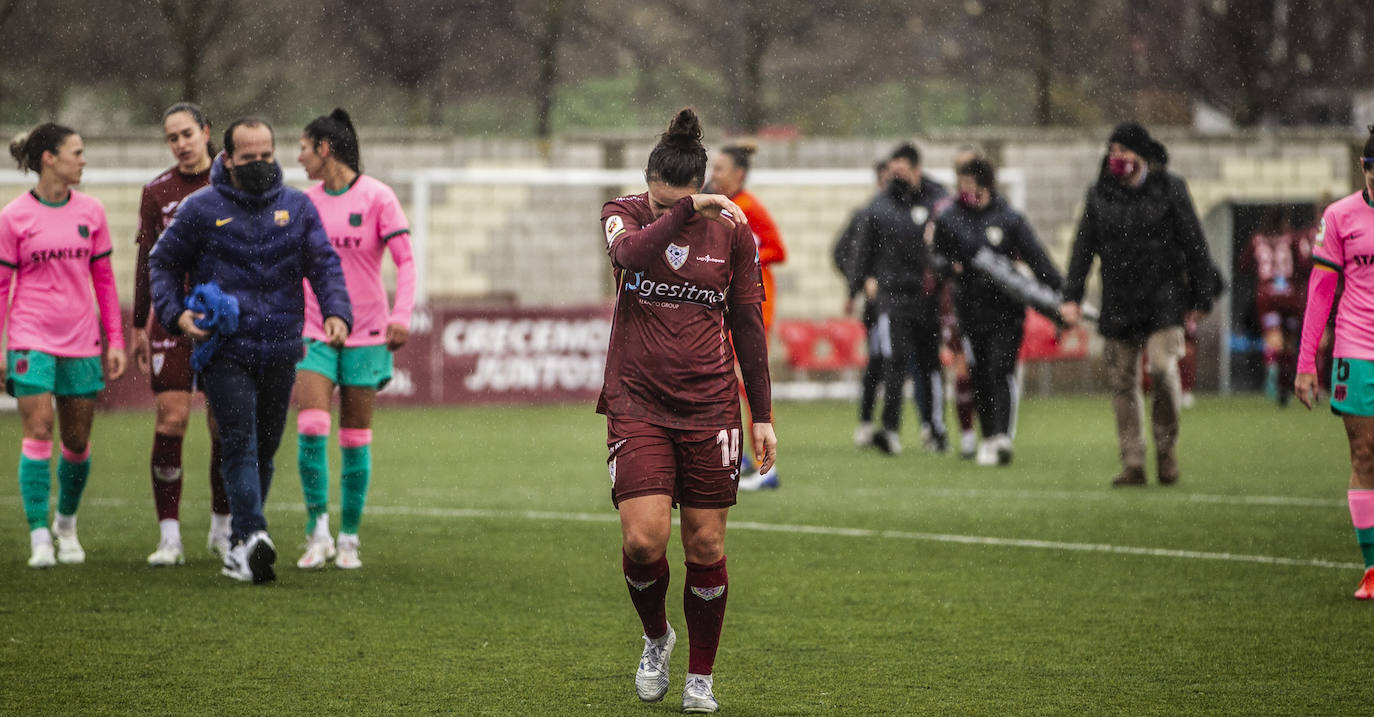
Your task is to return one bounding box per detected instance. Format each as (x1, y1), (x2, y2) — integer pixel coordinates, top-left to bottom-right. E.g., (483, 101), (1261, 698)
(663, 108), (703, 148)
(9, 133), (27, 163)
(331, 108), (353, 127)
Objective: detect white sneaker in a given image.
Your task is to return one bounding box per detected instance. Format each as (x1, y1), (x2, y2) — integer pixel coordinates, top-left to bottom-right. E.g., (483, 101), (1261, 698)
(147, 541), (185, 567)
(975, 439), (998, 467)
(221, 542), (252, 582)
(245, 531), (277, 584)
(960, 431), (978, 460)
(738, 466), (780, 491)
(54, 530), (85, 564)
(336, 534), (362, 570)
(873, 430), (902, 456)
(635, 624), (676, 702)
(682, 673), (719, 714)
(853, 422), (875, 448)
(28, 542), (56, 569)
(207, 529), (231, 560)
(994, 434), (1014, 466)
(296, 534), (336, 569)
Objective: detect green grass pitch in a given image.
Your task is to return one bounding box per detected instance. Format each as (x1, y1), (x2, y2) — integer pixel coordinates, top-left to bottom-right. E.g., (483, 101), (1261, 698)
(1, 395), (1371, 714)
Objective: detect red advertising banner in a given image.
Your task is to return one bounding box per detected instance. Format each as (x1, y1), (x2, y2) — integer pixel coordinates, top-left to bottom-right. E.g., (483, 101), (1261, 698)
(96, 302), (614, 410)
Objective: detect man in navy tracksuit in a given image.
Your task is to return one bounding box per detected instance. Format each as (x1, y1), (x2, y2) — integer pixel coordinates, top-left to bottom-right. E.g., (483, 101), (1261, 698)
(150, 118), (352, 584)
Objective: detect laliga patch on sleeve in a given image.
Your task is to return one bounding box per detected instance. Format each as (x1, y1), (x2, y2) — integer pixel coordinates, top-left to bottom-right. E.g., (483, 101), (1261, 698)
(604, 215), (625, 246)
(1314, 218), (1326, 248)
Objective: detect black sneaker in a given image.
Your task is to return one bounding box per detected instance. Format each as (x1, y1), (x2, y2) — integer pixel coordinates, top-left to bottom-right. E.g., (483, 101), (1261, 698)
(245, 531), (277, 584)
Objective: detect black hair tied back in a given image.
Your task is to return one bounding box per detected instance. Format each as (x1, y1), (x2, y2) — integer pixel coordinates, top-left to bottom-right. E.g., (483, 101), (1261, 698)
(645, 108), (708, 188)
(305, 107), (362, 174)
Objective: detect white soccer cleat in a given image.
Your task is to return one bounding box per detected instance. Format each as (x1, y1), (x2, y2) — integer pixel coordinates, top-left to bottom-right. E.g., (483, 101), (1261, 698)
(221, 541), (252, 582)
(296, 534), (336, 569)
(245, 531), (277, 584)
(28, 542), (56, 569)
(682, 673), (719, 714)
(147, 541), (186, 567)
(739, 467), (780, 491)
(975, 439), (998, 467)
(852, 422), (875, 448)
(635, 624), (676, 702)
(335, 534), (362, 570)
(207, 529), (231, 561)
(54, 530), (85, 564)
(994, 434), (1014, 466)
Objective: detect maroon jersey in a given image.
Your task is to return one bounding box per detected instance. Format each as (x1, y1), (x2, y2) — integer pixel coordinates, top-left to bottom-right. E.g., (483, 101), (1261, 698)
(132, 165), (210, 328)
(597, 193), (765, 429)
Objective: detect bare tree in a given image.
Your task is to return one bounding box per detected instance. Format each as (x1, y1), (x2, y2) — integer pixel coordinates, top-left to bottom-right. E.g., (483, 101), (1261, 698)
(157, 0), (238, 105)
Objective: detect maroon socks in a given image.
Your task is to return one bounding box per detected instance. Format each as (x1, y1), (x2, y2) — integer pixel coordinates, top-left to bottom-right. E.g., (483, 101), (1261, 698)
(151, 433), (183, 521)
(623, 551), (671, 640)
(684, 557), (728, 675)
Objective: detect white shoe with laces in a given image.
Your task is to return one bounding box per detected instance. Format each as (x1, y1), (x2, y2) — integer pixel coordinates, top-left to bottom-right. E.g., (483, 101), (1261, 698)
(207, 530), (231, 561)
(296, 534), (336, 569)
(335, 533), (362, 570)
(682, 673), (719, 714)
(147, 541), (185, 567)
(975, 439), (998, 467)
(635, 624), (676, 702)
(245, 531), (277, 584)
(54, 530), (85, 564)
(221, 541), (251, 582)
(28, 541), (56, 569)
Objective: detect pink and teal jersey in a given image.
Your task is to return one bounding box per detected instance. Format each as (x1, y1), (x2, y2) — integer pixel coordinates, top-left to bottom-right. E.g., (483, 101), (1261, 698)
(0, 189), (123, 357)
(1304, 190), (1374, 365)
(302, 175), (415, 348)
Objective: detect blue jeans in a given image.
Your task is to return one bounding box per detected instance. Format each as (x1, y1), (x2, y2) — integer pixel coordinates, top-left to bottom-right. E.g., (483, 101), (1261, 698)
(200, 355), (296, 544)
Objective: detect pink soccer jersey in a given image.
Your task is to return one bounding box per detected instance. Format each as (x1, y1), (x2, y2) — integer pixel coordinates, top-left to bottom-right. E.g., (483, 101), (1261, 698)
(1305, 191), (1374, 363)
(0, 190), (123, 357)
(302, 175), (414, 347)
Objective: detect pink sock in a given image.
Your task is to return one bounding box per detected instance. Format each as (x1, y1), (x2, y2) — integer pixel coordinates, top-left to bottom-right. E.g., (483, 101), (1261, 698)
(22, 438), (52, 461)
(1349, 490), (1374, 529)
(339, 428), (372, 448)
(297, 409), (331, 437)
(61, 444), (90, 463)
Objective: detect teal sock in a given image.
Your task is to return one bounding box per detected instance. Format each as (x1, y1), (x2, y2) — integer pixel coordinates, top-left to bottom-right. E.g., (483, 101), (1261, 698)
(1357, 526), (1374, 568)
(56, 455), (90, 517)
(340, 444), (371, 535)
(18, 455), (51, 530)
(298, 434), (329, 536)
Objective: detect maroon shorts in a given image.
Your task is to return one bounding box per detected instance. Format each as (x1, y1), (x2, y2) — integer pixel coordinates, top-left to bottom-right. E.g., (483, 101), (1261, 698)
(148, 320), (197, 394)
(606, 416), (742, 509)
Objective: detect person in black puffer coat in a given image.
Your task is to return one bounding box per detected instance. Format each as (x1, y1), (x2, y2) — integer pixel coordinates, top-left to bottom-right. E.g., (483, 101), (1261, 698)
(853, 143), (949, 455)
(933, 158), (1062, 467)
(1060, 122), (1223, 488)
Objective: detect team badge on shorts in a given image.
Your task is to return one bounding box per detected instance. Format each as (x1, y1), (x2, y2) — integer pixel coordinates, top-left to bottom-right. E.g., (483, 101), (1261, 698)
(152, 353), (165, 376)
(349, 213), (363, 227)
(77, 224), (90, 238)
(608, 457), (617, 485)
(1336, 384), (1348, 402)
(14, 357), (28, 375)
(986, 226), (1004, 246)
(274, 210), (290, 226)
(666, 243), (689, 270)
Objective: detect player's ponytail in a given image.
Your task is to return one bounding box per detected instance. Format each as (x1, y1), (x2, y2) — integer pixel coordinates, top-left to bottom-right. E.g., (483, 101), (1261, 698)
(304, 107), (361, 174)
(645, 107), (707, 188)
(9, 122), (75, 173)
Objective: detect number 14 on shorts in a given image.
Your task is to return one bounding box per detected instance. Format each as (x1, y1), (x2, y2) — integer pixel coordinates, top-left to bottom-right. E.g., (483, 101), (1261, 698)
(716, 428), (740, 467)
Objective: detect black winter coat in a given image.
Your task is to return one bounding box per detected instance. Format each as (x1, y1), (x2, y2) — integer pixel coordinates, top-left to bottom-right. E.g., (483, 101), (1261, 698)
(855, 177), (948, 313)
(933, 194), (1063, 327)
(1063, 161), (1222, 342)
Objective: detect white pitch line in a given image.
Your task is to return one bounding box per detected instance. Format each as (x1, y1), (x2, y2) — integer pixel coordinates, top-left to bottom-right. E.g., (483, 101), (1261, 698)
(912, 487), (1344, 509)
(1, 496), (1359, 570)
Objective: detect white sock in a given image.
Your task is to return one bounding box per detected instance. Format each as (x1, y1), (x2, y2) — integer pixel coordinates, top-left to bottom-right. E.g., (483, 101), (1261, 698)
(338, 532), (359, 549)
(30, 527), (52, 549)
(961, 430), (977, 451)
(159, 518), (181, 545)
(210, 513), (231, 536)
(313, 513), (331, 540)
(53, 513), (76, 536)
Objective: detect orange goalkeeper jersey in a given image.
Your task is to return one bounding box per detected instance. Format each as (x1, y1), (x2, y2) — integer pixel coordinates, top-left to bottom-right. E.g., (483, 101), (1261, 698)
(731, 189), (786, 331)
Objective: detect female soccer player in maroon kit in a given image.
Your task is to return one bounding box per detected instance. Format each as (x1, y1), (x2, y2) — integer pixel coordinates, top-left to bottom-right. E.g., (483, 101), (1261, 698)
(599, 109), (776, 714)
(132, 103), (231, 566)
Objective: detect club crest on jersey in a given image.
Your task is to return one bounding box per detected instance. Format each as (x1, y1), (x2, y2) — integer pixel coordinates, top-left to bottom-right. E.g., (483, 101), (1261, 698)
(986, 226), (1004, 246)
(911, 206), (929, 225)
(274, 210), (290, 226)
(666, 243), (689, 270)
(604, 215), (625, 247)
(691, 586), (726, 601)
(77, 224), (89, 238)
(349, 212), (363, 227)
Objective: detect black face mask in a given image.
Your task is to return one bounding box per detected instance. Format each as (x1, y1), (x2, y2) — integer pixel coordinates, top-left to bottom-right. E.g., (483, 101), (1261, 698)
(233, 160), (275, 195)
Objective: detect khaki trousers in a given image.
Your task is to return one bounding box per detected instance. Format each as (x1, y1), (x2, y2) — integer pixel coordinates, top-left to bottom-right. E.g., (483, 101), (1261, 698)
(1102, 326), (1186, 477)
